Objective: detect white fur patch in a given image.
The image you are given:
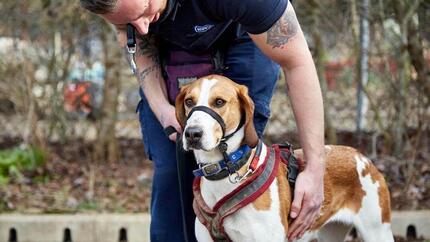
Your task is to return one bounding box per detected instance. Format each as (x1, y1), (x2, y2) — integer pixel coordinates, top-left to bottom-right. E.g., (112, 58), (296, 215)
(353, 155), (394, 242)
(184, 78), (219, 151)
(326, 207), (356, 225)
(223, 179), (286, 241)
(197, 78), (217, 106)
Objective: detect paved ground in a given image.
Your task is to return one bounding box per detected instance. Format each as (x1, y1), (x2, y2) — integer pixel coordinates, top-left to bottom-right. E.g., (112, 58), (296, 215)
(0, 211), (428, 242)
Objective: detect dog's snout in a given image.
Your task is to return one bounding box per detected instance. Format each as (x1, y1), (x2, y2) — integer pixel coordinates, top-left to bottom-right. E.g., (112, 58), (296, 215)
(185, 126), (203, 143)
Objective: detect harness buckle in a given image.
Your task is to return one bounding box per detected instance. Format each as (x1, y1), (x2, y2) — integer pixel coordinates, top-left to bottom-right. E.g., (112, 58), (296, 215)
(201, 163), (223, 177)
(228, 171), (240, 184)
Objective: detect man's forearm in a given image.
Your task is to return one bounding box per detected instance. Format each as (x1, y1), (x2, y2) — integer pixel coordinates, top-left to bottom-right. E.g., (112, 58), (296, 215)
(283, 63), (325, 173)
(136, 58), (171, 121)
(118, 30), (169, 110)
(120, 32), (171, 122)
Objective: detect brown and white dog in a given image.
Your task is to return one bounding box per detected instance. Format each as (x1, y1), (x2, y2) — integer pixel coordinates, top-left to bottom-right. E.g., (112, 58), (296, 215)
(175, 74), (394, 242)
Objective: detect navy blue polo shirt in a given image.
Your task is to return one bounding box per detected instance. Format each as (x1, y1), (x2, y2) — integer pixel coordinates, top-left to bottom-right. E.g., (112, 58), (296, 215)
(149, 0), (289, 53)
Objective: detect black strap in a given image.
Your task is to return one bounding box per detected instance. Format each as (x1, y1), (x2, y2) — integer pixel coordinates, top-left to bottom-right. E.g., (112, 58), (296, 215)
(210, 50), (226, 75)
(222, 114), (245, 141)
(126, 24), (136, 49)
(176, 136), (198, 242)
(278, 142), (300, 194)
(187, 106), (226, 136)
(164, 125), (177, 137)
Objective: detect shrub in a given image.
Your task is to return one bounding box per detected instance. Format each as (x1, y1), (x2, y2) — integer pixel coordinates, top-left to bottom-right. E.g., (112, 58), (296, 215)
(0, 146), (46, 185)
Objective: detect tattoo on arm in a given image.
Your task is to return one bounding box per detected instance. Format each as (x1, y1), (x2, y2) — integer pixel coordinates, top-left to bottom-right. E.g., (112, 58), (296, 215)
(137, 35), (161, 90)
(138, 65), (160, 90)
(137, 34), (159, 64)
(120, 34), (161, 91)
(266, 7), (299, 48)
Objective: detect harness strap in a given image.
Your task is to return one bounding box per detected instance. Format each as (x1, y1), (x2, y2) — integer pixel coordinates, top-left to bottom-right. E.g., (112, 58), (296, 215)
(276, 143), (305, 189)
(193, 144), (280, 241)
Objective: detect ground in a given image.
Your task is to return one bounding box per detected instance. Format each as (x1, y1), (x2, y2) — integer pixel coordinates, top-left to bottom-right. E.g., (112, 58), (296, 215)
(1, 132), (428, 213)
(0, 133), (429, 241)
(1, 90), (430, 242)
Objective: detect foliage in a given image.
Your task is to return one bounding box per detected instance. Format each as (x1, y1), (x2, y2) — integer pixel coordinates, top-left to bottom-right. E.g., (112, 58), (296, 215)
(0, 0), (428, 157)
(0, 146), (46, 185)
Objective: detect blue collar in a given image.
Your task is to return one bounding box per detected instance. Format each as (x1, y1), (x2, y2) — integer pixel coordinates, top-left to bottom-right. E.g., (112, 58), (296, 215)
(193, 145), (251, 178)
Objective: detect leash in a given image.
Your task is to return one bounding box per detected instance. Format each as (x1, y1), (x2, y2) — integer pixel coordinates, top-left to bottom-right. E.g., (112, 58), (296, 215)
(176, 136), (199, 242)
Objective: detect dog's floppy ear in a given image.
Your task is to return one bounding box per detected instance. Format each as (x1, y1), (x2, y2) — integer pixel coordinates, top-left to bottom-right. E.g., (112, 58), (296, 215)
(175, 86), (189, 128)
(237, 85), (259, 148)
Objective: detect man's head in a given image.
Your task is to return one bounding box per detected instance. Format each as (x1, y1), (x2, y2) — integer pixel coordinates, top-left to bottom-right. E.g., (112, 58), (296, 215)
(80, 0), (167, 35)
(80, 0), (118, 14)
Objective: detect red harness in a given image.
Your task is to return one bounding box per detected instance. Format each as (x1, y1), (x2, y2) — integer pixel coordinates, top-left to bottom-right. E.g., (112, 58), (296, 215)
(193, 144), (302, 241)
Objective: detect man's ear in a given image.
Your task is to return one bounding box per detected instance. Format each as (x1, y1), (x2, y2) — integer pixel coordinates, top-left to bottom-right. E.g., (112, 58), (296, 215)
(237, 85), (259, 148)
(175, 86), (189, 128)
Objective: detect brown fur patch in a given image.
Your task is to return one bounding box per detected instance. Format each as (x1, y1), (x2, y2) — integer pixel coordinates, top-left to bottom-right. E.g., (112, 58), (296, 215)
(175, 79), (202, 127)
(253, 188), (272, 211)
(294, 146), (367, 230)
(276, 163), (290, 237)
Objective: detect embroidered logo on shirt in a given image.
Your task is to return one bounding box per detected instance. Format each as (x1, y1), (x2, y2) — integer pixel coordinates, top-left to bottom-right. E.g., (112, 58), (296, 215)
(194, 24), (214, 33)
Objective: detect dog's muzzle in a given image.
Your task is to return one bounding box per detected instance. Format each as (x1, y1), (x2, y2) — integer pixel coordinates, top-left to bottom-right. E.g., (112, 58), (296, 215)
(186, 106), (228, 136)
(185, 105), (245, 146)
(184, 105), (245, 161)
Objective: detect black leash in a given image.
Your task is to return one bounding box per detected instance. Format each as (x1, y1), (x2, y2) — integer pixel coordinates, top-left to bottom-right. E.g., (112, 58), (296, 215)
(176, 135), (198, 242)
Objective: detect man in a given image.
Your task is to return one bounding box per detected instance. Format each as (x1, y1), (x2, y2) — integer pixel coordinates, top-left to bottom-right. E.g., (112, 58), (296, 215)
(81, 0), (325, 241)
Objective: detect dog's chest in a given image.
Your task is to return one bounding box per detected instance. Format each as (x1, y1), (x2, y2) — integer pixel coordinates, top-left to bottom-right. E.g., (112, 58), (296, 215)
(200, 178), (286, 241)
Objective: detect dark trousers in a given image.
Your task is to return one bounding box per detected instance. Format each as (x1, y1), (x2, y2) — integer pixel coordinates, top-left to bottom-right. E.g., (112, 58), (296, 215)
(137, 37), (280, 242)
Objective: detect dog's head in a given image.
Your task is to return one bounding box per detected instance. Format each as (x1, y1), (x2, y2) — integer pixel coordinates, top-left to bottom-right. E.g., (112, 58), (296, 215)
(175, 75), (258, 151)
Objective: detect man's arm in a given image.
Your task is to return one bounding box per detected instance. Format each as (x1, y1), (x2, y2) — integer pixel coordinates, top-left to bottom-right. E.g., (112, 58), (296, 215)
(249, 3), (325, 240)
(117, 30), (181, 141)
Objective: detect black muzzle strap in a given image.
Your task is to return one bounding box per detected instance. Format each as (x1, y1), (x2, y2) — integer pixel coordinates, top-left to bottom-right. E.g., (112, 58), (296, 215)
(187, 106), (227, 137)
(186, 105), (247, 177)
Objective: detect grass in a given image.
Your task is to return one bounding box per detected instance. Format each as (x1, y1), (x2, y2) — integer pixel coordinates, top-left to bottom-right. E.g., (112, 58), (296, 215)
(0, 146), (46, 185)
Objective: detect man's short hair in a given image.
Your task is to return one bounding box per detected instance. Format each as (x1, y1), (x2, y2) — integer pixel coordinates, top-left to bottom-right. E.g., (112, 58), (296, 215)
(80, 0), (118, 14)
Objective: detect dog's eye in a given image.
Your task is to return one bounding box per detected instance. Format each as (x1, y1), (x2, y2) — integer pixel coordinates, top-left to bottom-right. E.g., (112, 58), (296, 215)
(185, 98), (195, 108)
(214, 98), (226, 108)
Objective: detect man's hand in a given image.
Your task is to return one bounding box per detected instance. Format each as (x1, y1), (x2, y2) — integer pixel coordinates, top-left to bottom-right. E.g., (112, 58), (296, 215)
(287, 167), (324, 241)
(159, 104), (182, 142)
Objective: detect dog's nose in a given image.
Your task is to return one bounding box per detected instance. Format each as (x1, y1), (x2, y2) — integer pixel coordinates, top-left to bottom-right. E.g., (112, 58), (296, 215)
(185, 127), (203, 143)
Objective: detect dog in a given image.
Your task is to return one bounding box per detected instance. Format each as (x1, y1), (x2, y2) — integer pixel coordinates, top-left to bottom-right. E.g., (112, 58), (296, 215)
(175, 74), (394, 242)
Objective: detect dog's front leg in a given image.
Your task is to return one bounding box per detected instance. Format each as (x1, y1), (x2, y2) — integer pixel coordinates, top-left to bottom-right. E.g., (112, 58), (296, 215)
(195, 218), (213, 242)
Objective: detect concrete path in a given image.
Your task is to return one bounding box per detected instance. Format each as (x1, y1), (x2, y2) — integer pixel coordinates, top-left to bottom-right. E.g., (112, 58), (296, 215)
(0, 214), (150, 242)
(0, 211), (429, 242)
